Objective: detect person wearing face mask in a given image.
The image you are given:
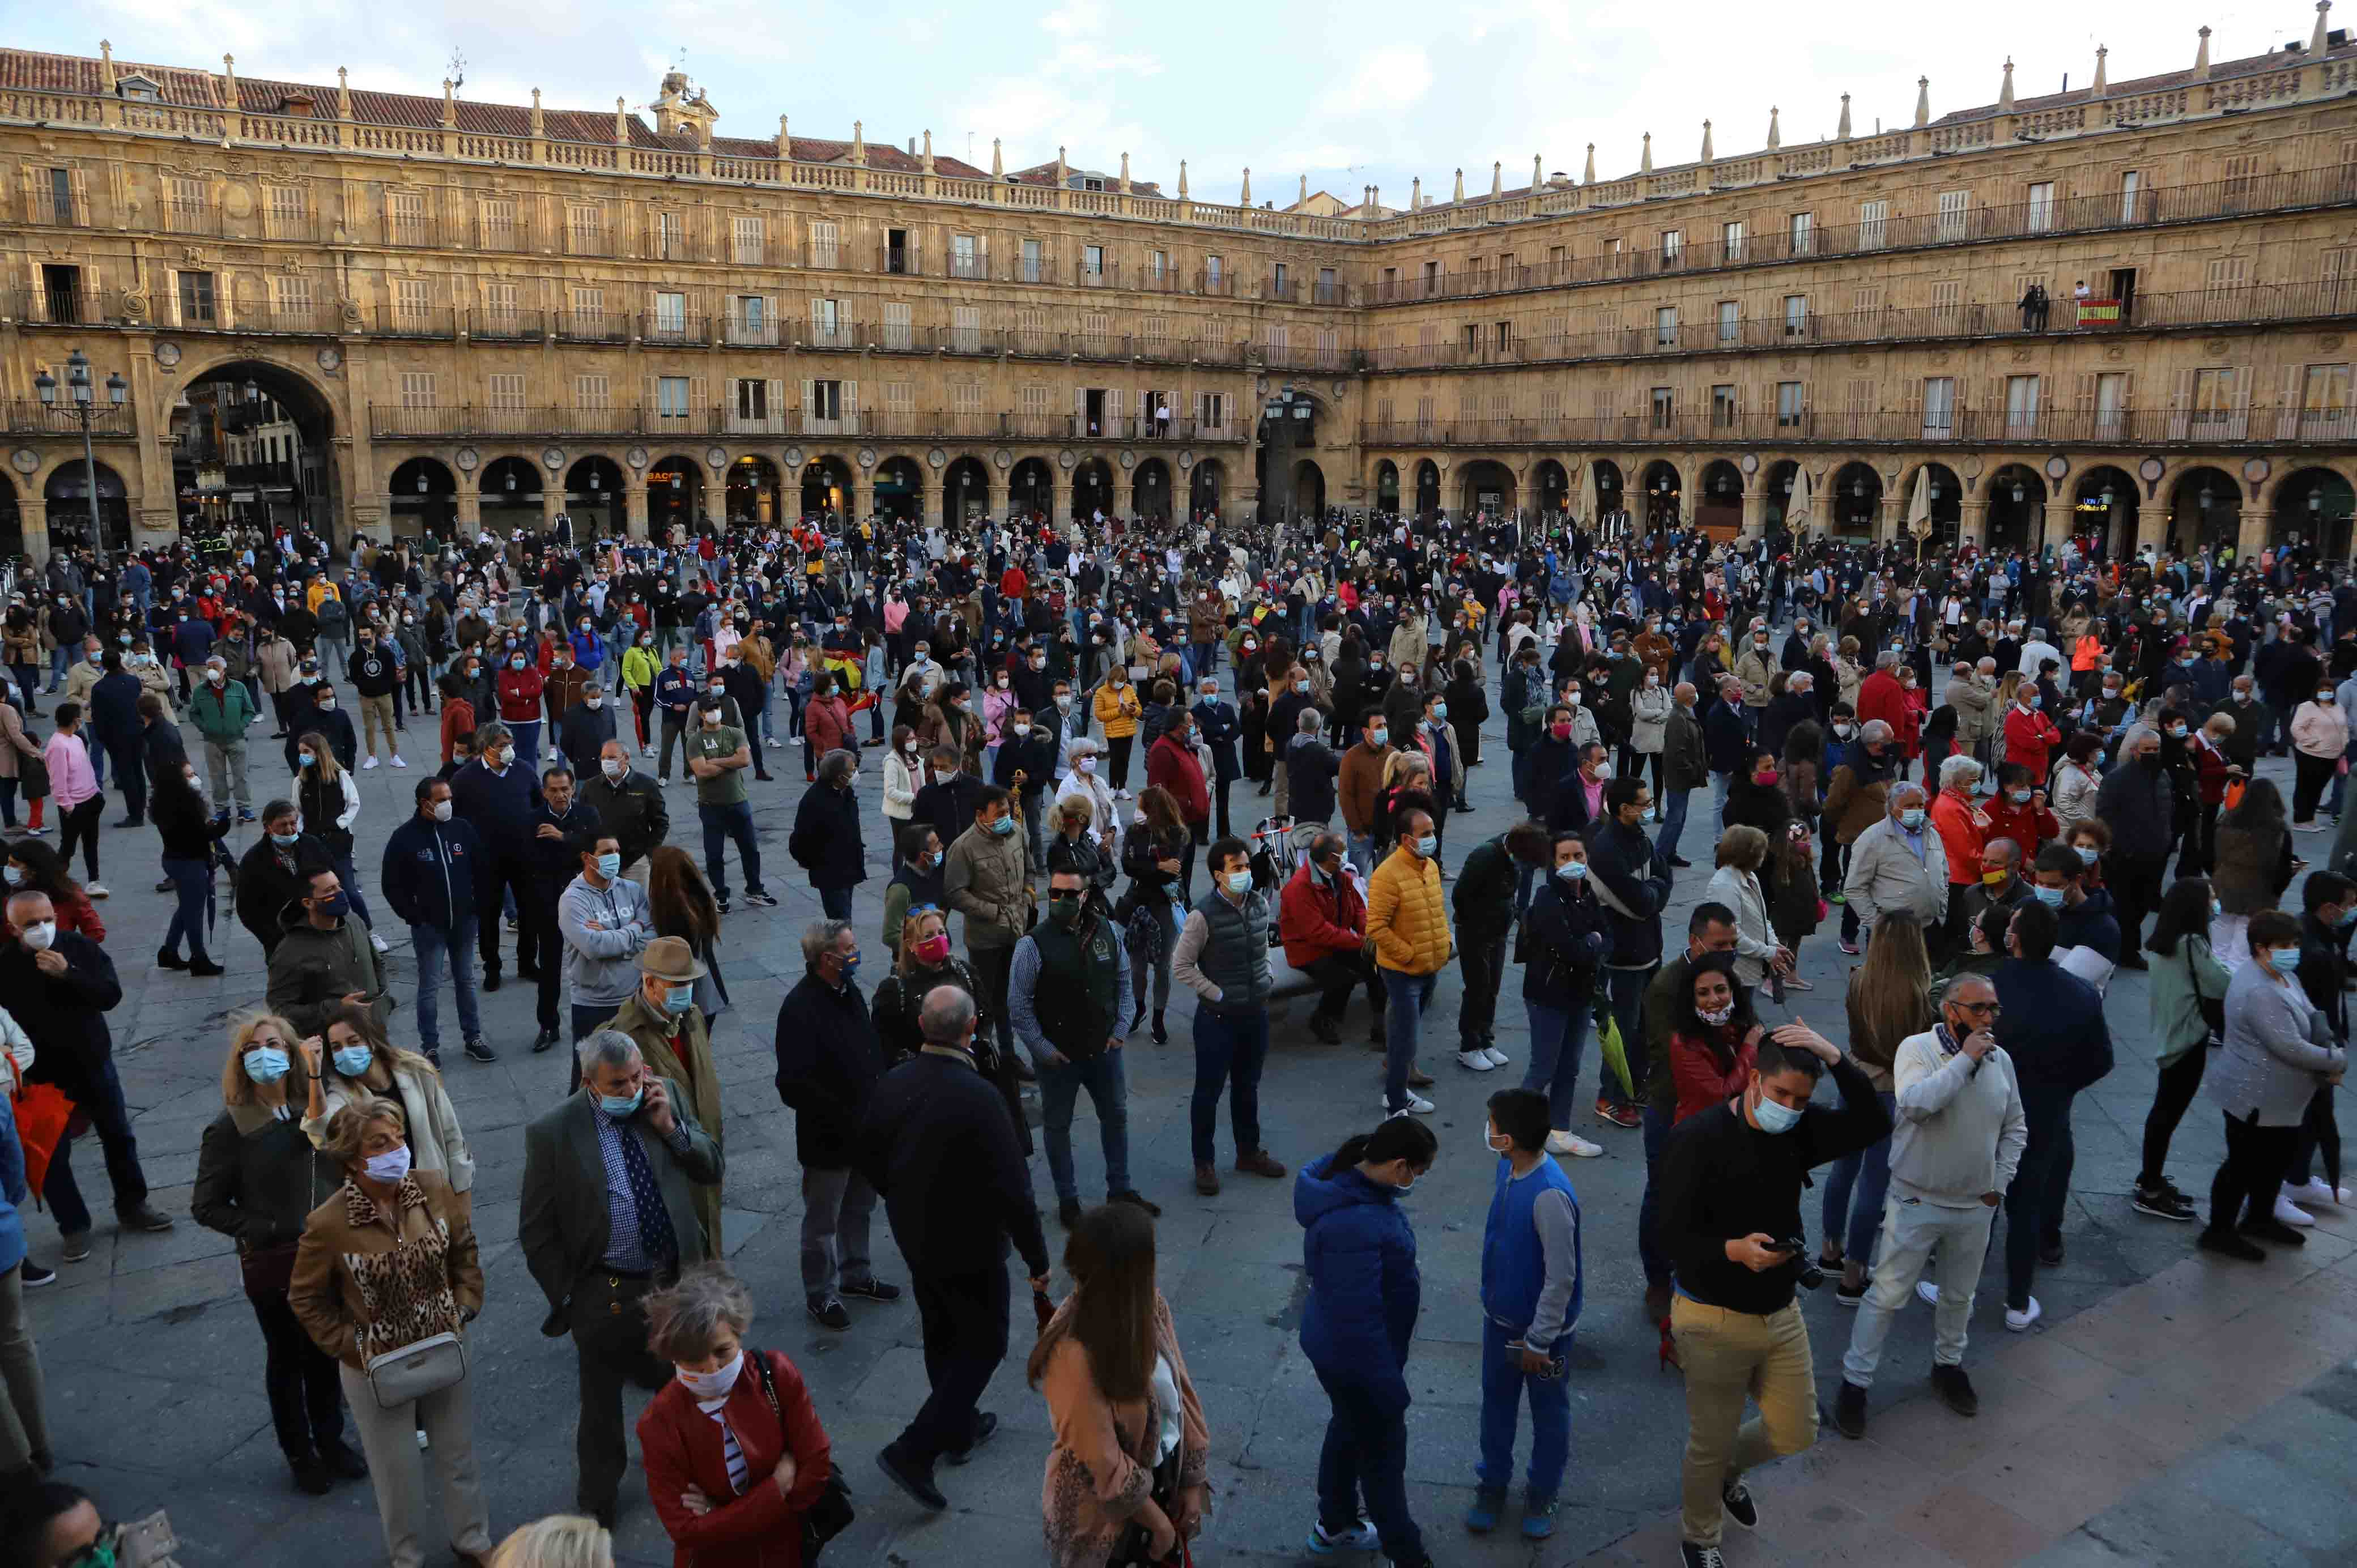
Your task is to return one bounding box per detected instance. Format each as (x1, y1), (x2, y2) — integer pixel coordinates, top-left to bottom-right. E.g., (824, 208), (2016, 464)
(788, 750), (867, 922)
(191, 1015), (357, 1495)
(449, 720), (545, 988)
(188, 654), (259, 819)
(601, 939), (724, 1252)
(1366, 808), (1455, 1118)
(518, 1030), (723, 1528)
(1653, 1016), (1881, 1563)
(2092, 728), (2177, 963)
(495, 640), (550, 774)
(622, 627), (663, 759)
(580, 739), (669, 888)
(265, 858), (389, 1054)
(2288, 679), (2349, 831)
(1169, 836), (1290, 1192)
(289, 1094), (491, 1565)
(1293, 1114), (1439, 1565)
(148, 759), (230, 978)
(1841, 781), (1948, 958)
(992, 705), (1060, 874)
(556, 679), (620, 783)
(558, 828), (657, 1046)
(296, 1003), (473, 1225)
(632, 1262), (836, 1568)
(1189, 678), (1243, 840)
(1339, 709), (1398, 879)
(349, 628), (405, 773)
(290, 681), (357, 776)
(380, 778), (491, 1068)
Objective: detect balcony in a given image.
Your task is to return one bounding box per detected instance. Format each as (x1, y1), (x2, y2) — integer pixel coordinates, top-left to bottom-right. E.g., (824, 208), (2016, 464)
(2, 399), (135, 438)
(562, 227), (616, 259)
(1076, 261), (1120, 290)
(369, 405), (1253, 447)
(474, 216), (535, 252)
(643, 313), (708, 347)
(1354, 404), (2342, 451)
(25, 189), (88, 228)
(469, 308), (546, 342)
(721, 314), (782, 347)
(1, 288), (134, 327)
(1193, 269), (1233, 297)
(947, 252), (990, 282)
(554, 310), (632, 344)
(376, 304), (457, 338)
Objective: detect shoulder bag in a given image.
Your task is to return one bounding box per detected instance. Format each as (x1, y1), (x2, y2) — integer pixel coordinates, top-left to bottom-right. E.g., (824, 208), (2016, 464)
(749, 1347), (854, 1560)
(364, 1328), (467, 1410)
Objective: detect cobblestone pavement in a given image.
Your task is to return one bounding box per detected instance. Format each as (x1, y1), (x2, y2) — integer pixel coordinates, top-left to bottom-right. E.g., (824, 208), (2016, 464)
(24, 683), (2354, 1567)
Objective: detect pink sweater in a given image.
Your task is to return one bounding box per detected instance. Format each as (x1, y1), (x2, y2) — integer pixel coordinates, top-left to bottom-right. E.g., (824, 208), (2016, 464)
(44, 731), (97, 809)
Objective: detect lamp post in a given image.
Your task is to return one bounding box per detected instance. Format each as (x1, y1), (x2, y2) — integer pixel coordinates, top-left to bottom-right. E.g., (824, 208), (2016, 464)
(33, 348), (127, 566)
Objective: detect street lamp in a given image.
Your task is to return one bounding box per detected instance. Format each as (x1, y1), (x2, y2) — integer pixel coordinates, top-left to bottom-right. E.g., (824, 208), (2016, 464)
(33, 348), (127, 565)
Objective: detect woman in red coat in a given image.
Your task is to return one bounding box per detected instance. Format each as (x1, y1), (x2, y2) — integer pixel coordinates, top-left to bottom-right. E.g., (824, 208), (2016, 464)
(637, 1264), (834, 1568)
(1666, 955), (1763, 1124)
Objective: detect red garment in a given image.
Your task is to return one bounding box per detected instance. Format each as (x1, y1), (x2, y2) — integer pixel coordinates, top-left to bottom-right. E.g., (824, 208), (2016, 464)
(998, 565), (1029, 602)
(1279, 858), (1367, 968)
(1146, 733), (1210, 826)
(802, 695), (852, 758)
(440, 696), (475, 766)
(1929, 788), (1986, 885)
(2189, 737), (2232, 806)
(2001, 703), (2062, 782)
(495, 664), (546, 723)
(1983, 796), (2060, 856)
(1670, 1026), (1757, 1124)
(1855, 668), (1910, 740)
(635, 1350), (833, 1568)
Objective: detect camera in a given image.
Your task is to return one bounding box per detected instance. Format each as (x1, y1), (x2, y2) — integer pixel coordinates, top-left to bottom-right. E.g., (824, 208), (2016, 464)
(1779, 1236), (1825, 1291)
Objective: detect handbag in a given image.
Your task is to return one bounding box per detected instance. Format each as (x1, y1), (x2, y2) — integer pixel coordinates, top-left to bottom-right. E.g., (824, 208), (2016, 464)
(10, 1079), (73, 1205)
(363, 1328), (467, 1409)
(747, 1347), (854, 1561)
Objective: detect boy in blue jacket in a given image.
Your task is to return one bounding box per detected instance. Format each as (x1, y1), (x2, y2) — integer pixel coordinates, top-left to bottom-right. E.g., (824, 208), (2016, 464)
(1468, 1086), (1584, 1540)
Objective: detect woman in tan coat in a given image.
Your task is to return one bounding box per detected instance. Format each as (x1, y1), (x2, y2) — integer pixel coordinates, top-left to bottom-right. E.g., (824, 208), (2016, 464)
(290, 1096), (492, 1568)
(0, 688), (40, 832)
(1028, 1205), (1209, 1568)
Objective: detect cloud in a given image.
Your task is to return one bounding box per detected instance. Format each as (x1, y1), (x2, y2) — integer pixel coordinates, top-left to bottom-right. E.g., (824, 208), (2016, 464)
(1316, 44), (1432, 117)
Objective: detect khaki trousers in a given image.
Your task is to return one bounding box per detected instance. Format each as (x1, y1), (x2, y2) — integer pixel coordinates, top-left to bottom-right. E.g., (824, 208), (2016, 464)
(1671, 1297), (1818, 1548)
(339, 1360), (492, 1568)
(361, 692), (398, 758)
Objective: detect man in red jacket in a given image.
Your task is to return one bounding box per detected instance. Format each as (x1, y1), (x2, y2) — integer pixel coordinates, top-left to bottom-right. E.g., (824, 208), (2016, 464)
(1278, 832), (1386, 1045)
(2001, 683), (2063, 785)
(1146, 709), (1211, 890)
(1854, 651), (1913, 778)
(497, 648), (550, 772)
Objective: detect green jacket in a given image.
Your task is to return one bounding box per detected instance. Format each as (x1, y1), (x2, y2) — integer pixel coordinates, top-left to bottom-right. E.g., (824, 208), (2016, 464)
(189, 679), (258, 744)
(2147, 933), (2230, 1066)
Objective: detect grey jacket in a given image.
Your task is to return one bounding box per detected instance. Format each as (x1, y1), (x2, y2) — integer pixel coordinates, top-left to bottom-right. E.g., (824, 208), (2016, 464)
(2211, 962), (2345, 1126)
(557, 874), (656, 1010)
(1844, 815), (1949, 931)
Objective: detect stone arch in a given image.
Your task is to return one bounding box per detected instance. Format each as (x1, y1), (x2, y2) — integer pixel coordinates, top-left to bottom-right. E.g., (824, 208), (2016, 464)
(944, 455), (993, 522)
(2163, 464), (2243, 553)
(478, 454), (547, 536)
(1133, 457), (1173, 523)
(1639, 458), (1685, 528)
(1696, 459), (1745, 534)
(1372, 457), (1401, 514)
(1009, 456), (1055, 518)
(1984, 463), (2049, 551)
(874, 455), (925, 523)
(799, 455), (854, 519)
(1531, 458), (1569, 518)
(39, 455), (132, 556)
(564, 454), (627, 539)
(2271, 466), (2357, 555)
(2258, 457), (2357, 512)
(1831, 461), (1883, 537)
(386, 456), (459, 542)
(158, 349), (350, 546)
(727, 453), (784, 525)
(648, 454), (707, 534)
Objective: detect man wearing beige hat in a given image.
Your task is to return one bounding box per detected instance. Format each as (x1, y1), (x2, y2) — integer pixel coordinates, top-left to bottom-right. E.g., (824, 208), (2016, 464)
(604, 935), (726, 1252)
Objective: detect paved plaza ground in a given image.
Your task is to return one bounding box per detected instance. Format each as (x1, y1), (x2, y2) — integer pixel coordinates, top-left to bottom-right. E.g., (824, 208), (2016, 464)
(22, 680), (2357, 1567)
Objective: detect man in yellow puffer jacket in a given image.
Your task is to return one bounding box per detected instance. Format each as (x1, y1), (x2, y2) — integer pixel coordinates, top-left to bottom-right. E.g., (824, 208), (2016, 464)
(1368, 806), (1454, 1118)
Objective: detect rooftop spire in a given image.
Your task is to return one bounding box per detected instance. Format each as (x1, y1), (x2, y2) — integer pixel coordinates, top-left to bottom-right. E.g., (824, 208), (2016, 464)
(1700, 120), (1713, 161)
(1838, 92), (1852, 138)
(97, 40), (115, 92)
(1640, 133), (1652, 174)
(853, 121), (867, 164)
(924, 130), (936, 173)
(2193, 24), (2212, 80)
(1298, 172), (1308, 203)
(615, 96), (627, 145)
(1490, 160), (1501, 198)
(2091, 44), (2108, 95)
(336, 66), (351, 120)
(1240, 165), (1250, 204)
(2316, 1), (2334, 54)
(1176, 157), (1185, 198)
(1452, 167), (1463, 202)
(1411, 174), (1421, 207)
(777, 114), (790, 153)
(1122, 151), (1132, 192)
(1997, 57), (2014, 112)
(1766, 105), (1780, 150)
(992, 137), (1003, 178)
(1914, 75), (1931, 128)
(1532, 152), (1543, 190)
(1582, 143), (1596, 184)
(530, 87), (544, 137)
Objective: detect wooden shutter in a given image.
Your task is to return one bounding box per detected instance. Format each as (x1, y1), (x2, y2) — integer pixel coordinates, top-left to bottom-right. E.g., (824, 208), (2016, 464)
(841, 381), (858, 431)
(767, 378), (784, 429)
(801, 378), (816, 421)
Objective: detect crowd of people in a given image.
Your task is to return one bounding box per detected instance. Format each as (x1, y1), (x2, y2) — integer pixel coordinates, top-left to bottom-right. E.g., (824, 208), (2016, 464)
(0, 505), (2350, 1568)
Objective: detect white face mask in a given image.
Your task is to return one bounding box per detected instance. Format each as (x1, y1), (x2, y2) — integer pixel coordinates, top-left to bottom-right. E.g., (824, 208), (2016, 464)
(362, 1146), (412, 1184)
(19, 920), (56, 953)
(586, 696), (605, 709)
(1077, 756), (1097, 774)
(675, 1349), (746, 1401)
(601, 758), (626, 779)
(432, 799), (453, 822)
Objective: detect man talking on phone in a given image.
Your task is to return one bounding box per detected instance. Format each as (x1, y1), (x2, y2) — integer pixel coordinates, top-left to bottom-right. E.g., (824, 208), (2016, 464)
(1830, 973), (2026, 1439)
(1652, 1018), (1890, 1568)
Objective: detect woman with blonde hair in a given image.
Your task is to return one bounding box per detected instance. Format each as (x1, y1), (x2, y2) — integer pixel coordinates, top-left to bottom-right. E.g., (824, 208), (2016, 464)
(488, 1515), (611, 1568)
(1816, 914), (1933, 1297)
(290, 1095), (492, 1568)
(298, 1003), (474, 1208)
(1056, 738), (1122, 866)
(869, 906), (989, 1068)
(193, 1013), (357, 1494)
(1703, 825), (1789, 989)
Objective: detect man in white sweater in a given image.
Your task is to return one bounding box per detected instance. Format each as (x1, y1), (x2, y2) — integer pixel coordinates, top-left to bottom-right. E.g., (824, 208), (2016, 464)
(1831, 973), (2027, 1438)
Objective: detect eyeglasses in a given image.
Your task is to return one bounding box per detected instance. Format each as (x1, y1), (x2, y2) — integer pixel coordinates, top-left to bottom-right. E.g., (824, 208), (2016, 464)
(1954, 1000), (2002, 1017)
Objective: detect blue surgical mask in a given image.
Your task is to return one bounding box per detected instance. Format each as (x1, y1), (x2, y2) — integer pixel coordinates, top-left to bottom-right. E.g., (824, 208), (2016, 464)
(2033, 885), (2067, 909)
(2009, 789), (2031, 804)
(2271, 945), (2305, 973)
(271, 830), (301, 847)
(989, 815), (1015, 837)
(1556, 861), (1588, 880)
(661, 983), (697, 1015)
(1432, 701), (1449, 722)
(1414, 834), (1439, 858)
(332, 1044), (375, 1077)
(1899, 808), (1926, 831)
(2340, 906), (2357, 930)
(1224, 869), (1253, 896)
(242, 1046), (291, 1084)
(595, 852), (622, 880)
(1752, 1092), (1804, 1135)
(2075, 845), (2099, 866)
(598, 1088), (645, 1118)
(0, 865), (19, 888)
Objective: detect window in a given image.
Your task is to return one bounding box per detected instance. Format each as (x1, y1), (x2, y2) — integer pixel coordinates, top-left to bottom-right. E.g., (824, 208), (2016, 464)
(482, 280), (520, 328)
(731, 295), (768, 343)
(809, 220), (840, 269)
(389, 191), (428, 246)
(951, 305), (981, 353)
(951, 381), (982, 417)
(1495, 321), (1511, 351)
(565, 203), (606, 254)
(1717, 301), (1738, 343)
(1783, 295), (1807, 338)
(394, 279), (431, 326)
(2005, 374), (2041, 437)
(1083, 244), (1105, 279)
(2302, 364), (2351, 431)
(2119, 170), (2142, 225)
(1859, 199), (1888, 249)
(2095, 371), (2129, 437)
(1712, 385), (1737, 428)
(952, 233), (981, 279)
(732, 215), (765, 266)
(1721, 220), (1745, 261)
(2191, 368), (2237, 428)
(652, 291), (687, 336)
(809, 297), (843, 346)
(168, 177), (207, 232)
(883, 228), (911, 275)
(1650, 387), (1675, 428)
(2205, 256), (2250, 293)
(1852, 283), (1886, 313)
(655, 211), (686, 261)
(1789, 212), (1813, 255)
(1462, 323), (1479, 354)
(570, 286), (606, 321)
(807, 380), (852, 431)
(2026, 182), (2056, 233)
(2223, 155), (2261, 205)
(656, 377), (691, 421)
(1929, 279), (1961, 315)
(1318, 267), (1338, 302)
(734, 378), (769, 420)
(1272, 262), (1290, 296)
(1142, 315), (1168, 346)
(1922, 376), (1956, 436)
(269, 275), (313, 319)
(1655, 306), (1678, 347)
(267, 185), (308, 238)
(1661, 229), (1683, 265)
(1205, 254), (1224, 289)
(476, 197), (517, 250)
(573, 374), (610, 410)
(1936, 189), (1968, 242)
(884, 382), (914, 422)
(1022, 238), (1045, 283)
(882, 302), (913, 351)
(1200, 392), (1228, 430)
(399, 372), (436, 408)
(1018, 308), (1049, 352)
(1776, 381), (1805, 428)
(1150, 249), (1169, 284)
(486, 374), (525, 412)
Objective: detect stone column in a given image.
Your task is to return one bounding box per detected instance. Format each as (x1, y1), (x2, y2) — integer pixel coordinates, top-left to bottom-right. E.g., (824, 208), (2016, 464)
(1049, 473), (1070, 526)
(852, 472), (875, 522)
(1879, 494), (1904, 544)
(1958, 499), (1989, 548)
(456, 488), (482, 542)
(1740, 483), (1767, 538)
(1117, 474), (1137, 521)
(19, 500), (48, 568)
(624, 480), (650, 540)
(2237, 505), (2270, 561)
(542, 471), (565, 532)
(2041, 496), (2075, 552)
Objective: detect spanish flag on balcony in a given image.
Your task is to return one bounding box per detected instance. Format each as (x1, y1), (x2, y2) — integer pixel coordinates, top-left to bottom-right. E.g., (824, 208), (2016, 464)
(2075, 298), (2121, 325)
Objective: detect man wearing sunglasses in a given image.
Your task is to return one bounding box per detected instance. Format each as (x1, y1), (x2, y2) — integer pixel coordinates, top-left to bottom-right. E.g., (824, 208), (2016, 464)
(1829, 972), (2026, 1440)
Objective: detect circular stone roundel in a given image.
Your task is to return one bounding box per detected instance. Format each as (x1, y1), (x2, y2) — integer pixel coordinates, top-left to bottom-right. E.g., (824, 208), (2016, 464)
(1178, 450), (1194, 471)
(1057, 449), (1077, 471)
(2243, 458), (2271, 486)
(1740, 453), (1759, 475)
(454, 448), (480, 473)
(857, 448), (878, 470)
(1331, 380), (1348, 399)
(626, 447), (650, 471)
(1960, 457), (1984, 480)
(993, 449), (1012, 471)
(2138, 457), (2165, 483)
(9, 449), (37, 476)
(927, 448), (947, 470)
(2044, 456), (2069, 481)
(704, 447), (729, 471)
(783, 447), (805, 470)
(314, 346), (341, 372)
(1118, 450), (1136, 471)
(543, 448), (567, 472)
(152, 342), (182, 369)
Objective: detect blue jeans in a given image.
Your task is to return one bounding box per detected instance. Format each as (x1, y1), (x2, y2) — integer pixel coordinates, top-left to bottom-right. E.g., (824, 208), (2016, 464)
(1711, 771), (1733, 829)
(1522, 1000), (1594, 1130)
(42, 1052), (148, 1236)
(1347, 830), (1375, 879)
(1818, 1092), (1898, 1266)
(818, 884), (854, 919)
(1189, 1007), (1267, 1166)
(160, 855), (213, 961)
(1655, 787), (1692, 862)
(329, 851), (374, 931)
(411, 918), (482, 1050)
(2005, 1084), (2077, 1310)
(1313, 1370), (1424, 1562)
(1382, 969), (1438, 1112)
(699, 799), (765, 900)
(1637, 1102), (1674, 1288)
(1040, 1049), (1132, 1202)
(1477, 1318), (1572, 1501)
(507, 717), (543, 774)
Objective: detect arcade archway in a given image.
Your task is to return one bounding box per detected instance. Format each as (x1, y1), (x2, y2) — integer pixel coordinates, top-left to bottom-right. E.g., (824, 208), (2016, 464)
(648, 455), (705, 535)
(564, 456), (624, 539)
(1533, 459), (1569, 518)
(1133, 458), (1172, 524)
(1457, 459), (1516, 518)
(945, 456), (992, 522)
(1375, 459), (1401, 515)
(2167, 466), (2240, 553)
(798, 457), (852, 519)
(1010, 457), (1054, 518)
(726, 455), (782, 525)
(2274, 467), (2356, 557)
(1640, 460), (1682, 529)
(874, 457), (925, 523)
(1413, 459), (1441, 519)
(1832, 462), (1882, 538)
(1985, 465), (2047, 552)
(1189, 459), (1226, 522)
(388, 457), (457, 542)
(170, 356), (342, 544)
(1592, 459), (1624, 522)
(1294, 459), (1327, 522)
(479, 455), (545, 536)
(2071, 465), (2139, 559)
(1696, 460), (1744, 534)
(1073, 457), (1114, 521)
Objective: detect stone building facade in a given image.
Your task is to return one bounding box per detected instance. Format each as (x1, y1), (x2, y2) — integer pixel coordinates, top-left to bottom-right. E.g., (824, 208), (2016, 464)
(1, 15), (2354, 563)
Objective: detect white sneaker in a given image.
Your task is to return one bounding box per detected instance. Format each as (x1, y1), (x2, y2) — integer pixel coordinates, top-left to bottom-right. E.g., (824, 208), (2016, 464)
(764, 736), (782, 748)
(83, 881), (109, 899)
(643, 744), (657, 757)
(2288, 1177), (2349, 1208)
(369, 932), (391, 955)
(1481, 1046), (1510, 1068)
(1384, 1092), (1435, 1117)
(389, 755), (407, 769)
(2005, 1296), (2042, 1332)
(1546, 1129), (1604, 1158)
(415, 1428), (431, 1451)
(1916, 1280), (1941, 1307)
(361, 756), (379, 770)
(2274, 1195), (2318, 1227)
(1456, 1048), (1496, 1072)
